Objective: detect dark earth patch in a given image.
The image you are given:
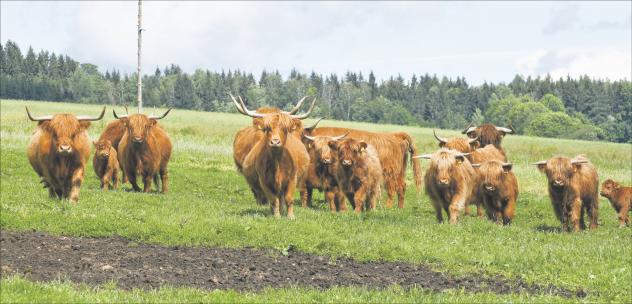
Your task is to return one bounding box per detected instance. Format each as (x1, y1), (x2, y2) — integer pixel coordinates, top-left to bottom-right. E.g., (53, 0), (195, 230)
(0, 230), (585, 297)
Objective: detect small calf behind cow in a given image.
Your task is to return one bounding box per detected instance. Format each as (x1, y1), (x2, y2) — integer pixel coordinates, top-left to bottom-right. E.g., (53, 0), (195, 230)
(534, 155), (599, 232)
(472, 161), (518, 225)
(93, 139), (119, 190)
(600, 179), (631, 227)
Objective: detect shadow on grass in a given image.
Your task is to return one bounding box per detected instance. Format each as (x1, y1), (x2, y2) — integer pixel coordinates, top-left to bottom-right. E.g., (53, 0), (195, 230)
(534, 225), (562, 233)
(237, 208), (270, 217)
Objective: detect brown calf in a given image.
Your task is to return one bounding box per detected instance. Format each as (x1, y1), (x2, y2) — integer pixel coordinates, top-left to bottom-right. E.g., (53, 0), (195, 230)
(534, 155), (599, 232)
(302, 134), (348, 212)
(415, 148), (476, 224)
(331, 139), (383, 214)
(236, 100), (312, 218)
(26, 106), (105, 202)
(600, 179), (631, 227)
(472, 161), (519, 225)
(306, 127), (422, 209)
(115, 109), (172, 193)
(462, 123), (514, 150)
(93, 139), (119, 190)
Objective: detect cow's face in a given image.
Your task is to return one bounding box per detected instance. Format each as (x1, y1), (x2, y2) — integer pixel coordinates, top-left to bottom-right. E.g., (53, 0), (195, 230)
(94, 139), (113, 159)
(305, 137), (337, 165)
(440, 138), (478, 152)
(464, 124), (513, 148)
(600, 179), (619, 198)
(121, 114), (156, 144)
(537, 157), (577, 188)
(254, 113), (299, 149)
(475, 161), (512, 192)
(431, 150), (467, 188)
(334, 139), (367, 168)
(40, 114), (90, 155)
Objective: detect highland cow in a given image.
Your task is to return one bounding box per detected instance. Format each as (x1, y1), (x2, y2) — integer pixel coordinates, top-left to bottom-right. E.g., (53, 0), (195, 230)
(600, 179), (631, 227)
(472, 161), (519, 225)
(462, 123), (514, 150)
(93, 139), (119, 190)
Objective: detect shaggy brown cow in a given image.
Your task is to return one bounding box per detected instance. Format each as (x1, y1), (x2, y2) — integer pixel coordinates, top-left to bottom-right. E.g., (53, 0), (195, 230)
(302, 133), (348, 212)
(415, 149), (476, 224)
(534, 155), (599, 232)
(331, 138), (383, 213)
(26, 106), (105, 202)
(305, 127), (422, 209)
(115, 109), (172, 193)
(472, 161), (518, 225)
(97, 106), (129, 150)
(231, 95), (318, 206)
(433, 130), (507, 216)
(93, 139), (119, 190)
(600, 179), (631, 227)
(462, 123), (514, 150)
(236, 100), (312, 218)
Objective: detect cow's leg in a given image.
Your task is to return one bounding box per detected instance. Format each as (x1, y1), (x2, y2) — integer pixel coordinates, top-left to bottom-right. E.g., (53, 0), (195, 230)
(476, 201), (484, 218)
(127, 169), (141, 192)
(335, 189), (347, 212)
(325, 190), (336, 213)
(112, 168), (119, 190)
(448, 194), (466, 224)
(384, 179), (396, 208)
(101, 171), (111, 191)
(503, 198), (516, 226)
(579, 205), (587, 230)
(434, 204), (444, 223)
(68, 167), (84, 203)
(160, 168), (169, 193)
(586, 197), (599, 230)
(300, 184), (312, 208)
(570, 199), (582, 232)
(48, 187), (57, 199)
(284, 178), (297, 219)
(353, 188), (367, 214)
(397, 178), (406, 209)
(142, 174), (153, 193)
(369, 190), (378, 210)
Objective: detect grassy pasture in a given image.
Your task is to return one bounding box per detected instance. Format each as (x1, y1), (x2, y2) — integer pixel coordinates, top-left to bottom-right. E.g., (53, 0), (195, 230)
(1, 99), (630, 303)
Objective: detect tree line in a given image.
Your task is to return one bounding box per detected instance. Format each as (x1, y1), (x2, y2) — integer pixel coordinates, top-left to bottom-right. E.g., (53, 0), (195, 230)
(1, 40), (629, 143)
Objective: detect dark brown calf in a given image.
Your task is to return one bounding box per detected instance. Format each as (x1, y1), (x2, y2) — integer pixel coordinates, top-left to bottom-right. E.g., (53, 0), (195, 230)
(302, 134), (348, 212)
(93, 139), (119, 190)
(472, 161), (518, 225)
(534, 155), (599, 232)
(115, 109), (172, 193)
(415, 149), (476, 224)
(332, 139), (383, 214)
(600, 179), (631, 227)
(26, 107), (105, 202)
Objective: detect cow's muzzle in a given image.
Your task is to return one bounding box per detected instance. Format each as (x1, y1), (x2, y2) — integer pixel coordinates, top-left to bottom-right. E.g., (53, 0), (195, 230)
(342, 159), (352, 166)
(553, 180), (564, 187)
(132, 137), (144, 143)
(485, 185), (496, 191)
(321, 158), (332, 164)
(58, 144), (72, 153)
(438, 178), (449, 185)
(269, 138), (282, 147)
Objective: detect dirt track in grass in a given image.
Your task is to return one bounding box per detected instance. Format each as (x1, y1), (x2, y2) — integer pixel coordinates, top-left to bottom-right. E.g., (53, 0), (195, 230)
(0, 230), (585, 297)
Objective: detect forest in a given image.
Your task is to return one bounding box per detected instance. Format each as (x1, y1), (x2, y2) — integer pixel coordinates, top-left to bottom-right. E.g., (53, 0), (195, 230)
(1, 40), (629, 142)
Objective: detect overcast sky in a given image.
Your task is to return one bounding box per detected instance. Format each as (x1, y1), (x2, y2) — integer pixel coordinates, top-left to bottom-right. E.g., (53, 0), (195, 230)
(1, 1), (630, 84)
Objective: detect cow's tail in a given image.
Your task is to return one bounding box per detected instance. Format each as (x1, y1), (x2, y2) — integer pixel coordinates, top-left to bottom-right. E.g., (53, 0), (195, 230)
(396, 132), (423, 193)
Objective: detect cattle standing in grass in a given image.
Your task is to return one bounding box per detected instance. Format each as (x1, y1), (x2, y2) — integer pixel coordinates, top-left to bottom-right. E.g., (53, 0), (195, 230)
(600, 179), (631, 227)
(93, 139), (119, 190)
(26, 106), (105, 202)
(235, 100), (312, 218)
(415, 149), (476, 224)
(533, 155), (599, 232)
(462, 123), (514, 151)
(433, 130), (506, 217)
(472, 161), (518, 225)
(97, 106), (129, 183)
(302, 134), (348, 212)
(331, 138), (382, 213)
(115, 109), (172, 193)
(231, 95), (318, 206)
(304, 127), (422, 209)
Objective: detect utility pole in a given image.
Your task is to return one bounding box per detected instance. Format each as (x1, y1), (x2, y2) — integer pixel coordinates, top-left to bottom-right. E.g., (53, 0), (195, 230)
(137, 0), (143, 113)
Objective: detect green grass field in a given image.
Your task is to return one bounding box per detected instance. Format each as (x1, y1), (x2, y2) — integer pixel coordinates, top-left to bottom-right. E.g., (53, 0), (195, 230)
(1, 99), (630, 303)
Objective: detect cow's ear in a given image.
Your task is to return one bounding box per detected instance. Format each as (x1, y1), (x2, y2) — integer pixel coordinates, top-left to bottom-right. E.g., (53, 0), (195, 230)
(307, 142), (313, 149)
(535, 163), (547, 173)
(79, 121), (91, 131)
(455, 155), (465, 164)
(291, 119), (301, 131)
(614, 184), (621, 190)
(253, 119), (263, 130)
(119, 117), (129, 126)
(438, 142), (445, 148)
(38, 121), (51, 130)
(359, 141), (367, 152)
(502, 163), (513, 173)
(149, 119), (157, 127)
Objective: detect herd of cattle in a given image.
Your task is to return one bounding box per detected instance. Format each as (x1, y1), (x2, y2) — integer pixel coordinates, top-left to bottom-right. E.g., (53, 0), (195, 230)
(24, 97), (631, 231)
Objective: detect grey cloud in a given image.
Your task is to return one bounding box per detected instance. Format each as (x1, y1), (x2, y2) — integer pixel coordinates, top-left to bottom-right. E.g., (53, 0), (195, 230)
(542, 5), (580, 35)
(532, 51), (576, 75)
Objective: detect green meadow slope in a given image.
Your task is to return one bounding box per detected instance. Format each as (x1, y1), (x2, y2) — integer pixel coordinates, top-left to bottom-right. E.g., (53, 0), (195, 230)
(1, 99), (630, 303)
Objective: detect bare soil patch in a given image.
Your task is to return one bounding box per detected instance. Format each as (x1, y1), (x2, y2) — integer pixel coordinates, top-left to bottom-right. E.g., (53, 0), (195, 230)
(0, 230), (584, 297)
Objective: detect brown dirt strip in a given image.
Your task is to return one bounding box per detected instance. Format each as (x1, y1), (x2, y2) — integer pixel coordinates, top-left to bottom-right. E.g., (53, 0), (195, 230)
(0, 230), (585, 297)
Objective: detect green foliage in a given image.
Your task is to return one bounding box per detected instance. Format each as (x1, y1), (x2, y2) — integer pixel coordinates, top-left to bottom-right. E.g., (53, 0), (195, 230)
(540, 93), (565, 112)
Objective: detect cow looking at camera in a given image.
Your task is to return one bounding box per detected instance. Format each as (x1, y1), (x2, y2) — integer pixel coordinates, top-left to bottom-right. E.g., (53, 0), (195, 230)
(415, 149), (476, 224)
(26, 106), (105, 202)
(115, 109), (173, 193)
(93, 139), (119, 190)
(472, 160), (519, 225)
(533, 155), (599, 232)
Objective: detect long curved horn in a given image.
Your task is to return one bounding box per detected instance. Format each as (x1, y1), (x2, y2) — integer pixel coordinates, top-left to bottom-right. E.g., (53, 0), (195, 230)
(495, 126), (514, 134)
(303, 134), (316, 141)
(457, 153), (471, 158)
(76, 106), (106, 121)
(433, 130), (448, 144)
(532, 161), (547, 166)
(148, 108), (172, 120)
(285, 96), (308, 115)
(462, 122), (476, 134)
(25, 106), (53, 121)
(236, 95), (264, 118)
(228, 93), (247, 115)
(329, 132), (349, 141)
(113, 109), (128, 119)
(304, 116), (326, 131)
(570, 160), (588, 165)
(412, 154), (432, 159)
(290, 97), (316, 120)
